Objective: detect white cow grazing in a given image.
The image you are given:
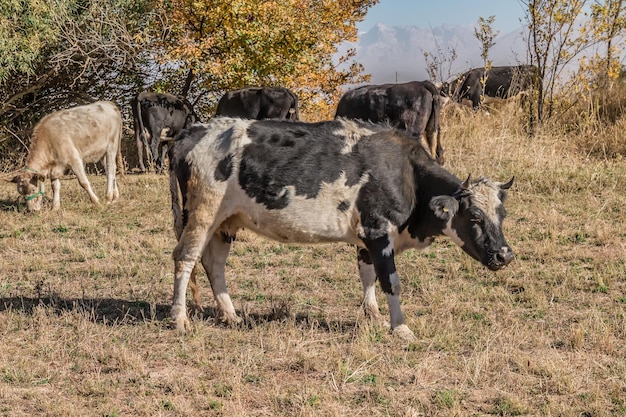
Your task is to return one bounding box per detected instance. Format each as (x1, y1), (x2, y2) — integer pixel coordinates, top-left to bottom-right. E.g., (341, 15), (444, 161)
(10, 101), (124, 211)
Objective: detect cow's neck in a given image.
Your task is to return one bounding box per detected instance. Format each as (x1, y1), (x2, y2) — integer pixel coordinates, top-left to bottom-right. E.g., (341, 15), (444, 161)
(407, 164), (462, 240)
(24, 141), (52, 178)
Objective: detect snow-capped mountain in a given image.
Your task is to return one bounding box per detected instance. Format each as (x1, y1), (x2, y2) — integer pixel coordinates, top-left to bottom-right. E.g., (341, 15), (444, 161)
(350, 23), (528, 84)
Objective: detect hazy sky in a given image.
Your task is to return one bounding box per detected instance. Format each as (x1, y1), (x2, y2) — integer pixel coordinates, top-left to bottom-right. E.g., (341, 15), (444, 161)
(359, 0), (527, 33)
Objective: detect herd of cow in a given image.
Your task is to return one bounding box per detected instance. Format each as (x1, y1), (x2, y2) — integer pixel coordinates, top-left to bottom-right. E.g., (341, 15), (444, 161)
(8, 65), (529, 341)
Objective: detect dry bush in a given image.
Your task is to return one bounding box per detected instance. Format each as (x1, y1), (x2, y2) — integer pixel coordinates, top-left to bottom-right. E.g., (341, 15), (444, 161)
(547, 81), (626, 159)
(0, 102), (625, 416)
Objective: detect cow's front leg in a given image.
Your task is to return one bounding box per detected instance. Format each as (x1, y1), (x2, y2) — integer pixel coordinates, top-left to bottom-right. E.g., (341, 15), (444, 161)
(364, 236), (415, 342)
(104, 149), (119, 203)
(357, 247), (383, 322)
(50, 178), (61, 210)
(201, 234), (239, 325)
(71, 162), (100, 205)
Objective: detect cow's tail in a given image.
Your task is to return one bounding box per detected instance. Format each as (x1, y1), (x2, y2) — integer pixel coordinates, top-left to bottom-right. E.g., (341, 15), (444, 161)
(116, 118), (125, 177)
(168, 149), (201, 309)
(425, 83), (444, 165)
(169, 155), (185, 242)
(131, 95), (148, 168)
(290, 91), (300, 120)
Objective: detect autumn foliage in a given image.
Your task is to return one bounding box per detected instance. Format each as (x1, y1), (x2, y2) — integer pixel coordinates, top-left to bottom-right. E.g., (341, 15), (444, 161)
(152, 0), (377, 119)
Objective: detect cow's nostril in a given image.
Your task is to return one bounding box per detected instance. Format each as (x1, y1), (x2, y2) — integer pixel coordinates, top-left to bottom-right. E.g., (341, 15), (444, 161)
(496, 250), (514, 265)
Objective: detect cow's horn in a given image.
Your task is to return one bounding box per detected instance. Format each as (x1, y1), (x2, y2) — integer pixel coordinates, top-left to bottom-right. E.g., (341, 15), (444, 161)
(461, 174), (471, 189)
(499, 176), (515, 190)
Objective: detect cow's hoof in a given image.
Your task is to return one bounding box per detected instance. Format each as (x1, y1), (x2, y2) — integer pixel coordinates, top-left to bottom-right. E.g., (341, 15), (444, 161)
(392, 324), (416, 342)
(363, 304), (382, 321)
(220, 312), (242, 327)
(171, 307), (190, 332)
(172, 315), (190, 332)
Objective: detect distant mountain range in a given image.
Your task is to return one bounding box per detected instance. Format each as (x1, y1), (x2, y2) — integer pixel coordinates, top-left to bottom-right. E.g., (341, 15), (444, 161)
(348, 23), (529, 84)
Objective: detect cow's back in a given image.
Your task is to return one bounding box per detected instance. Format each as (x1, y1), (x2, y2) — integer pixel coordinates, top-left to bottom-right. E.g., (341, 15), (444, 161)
(215, 88), (262, 119)
(454, 65), (537, 106)
(216, 87), (299, 120)
(335, 85), (390, 122)
(175, 117), (429, 243)
(336, 81), (437, 129)
(31, 101), (122, 164)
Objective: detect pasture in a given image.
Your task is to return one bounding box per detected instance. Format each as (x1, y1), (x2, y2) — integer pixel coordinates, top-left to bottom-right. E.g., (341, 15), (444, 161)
(0, 107), (624, 416)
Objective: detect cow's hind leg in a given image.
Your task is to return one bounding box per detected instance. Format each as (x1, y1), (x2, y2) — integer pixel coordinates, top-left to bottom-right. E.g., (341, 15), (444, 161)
(137, 136), (146, 172)
(171, 183), (224, 331)
(188, 265), (202, 311)
(364, 237), (415, 342)
(104, 148), (119, 203)
(200, 234), (239, 325)
(172, 232), (209, 331)
(70, 160), (100, 205)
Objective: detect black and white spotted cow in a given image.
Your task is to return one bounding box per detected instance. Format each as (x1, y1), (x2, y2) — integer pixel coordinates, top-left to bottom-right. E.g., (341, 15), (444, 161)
(131, 91), (198, 172)
(168, 117), (514, 341)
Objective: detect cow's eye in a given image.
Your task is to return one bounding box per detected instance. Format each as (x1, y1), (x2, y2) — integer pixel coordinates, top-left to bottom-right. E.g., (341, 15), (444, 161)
(470, 213), (483, 223)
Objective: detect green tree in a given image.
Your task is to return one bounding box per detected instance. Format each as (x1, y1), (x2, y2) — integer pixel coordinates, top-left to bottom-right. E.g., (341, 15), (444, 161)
(1, 0), (378, 169)
(0, 0), (154, 167)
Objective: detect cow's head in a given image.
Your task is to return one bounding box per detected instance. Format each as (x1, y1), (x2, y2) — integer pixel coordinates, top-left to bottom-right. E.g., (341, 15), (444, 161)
(10, 170), (45, 212)
(430, 176), (514, 271)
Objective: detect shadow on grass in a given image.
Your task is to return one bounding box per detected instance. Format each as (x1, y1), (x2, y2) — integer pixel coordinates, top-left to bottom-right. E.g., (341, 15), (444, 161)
(0, 296), (356, 333)
(0, 296), (171, 325)
(0, 198), (22, 212)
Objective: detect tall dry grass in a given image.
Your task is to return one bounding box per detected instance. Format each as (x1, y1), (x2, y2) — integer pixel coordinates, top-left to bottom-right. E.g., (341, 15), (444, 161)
(0, 102), (624, 416)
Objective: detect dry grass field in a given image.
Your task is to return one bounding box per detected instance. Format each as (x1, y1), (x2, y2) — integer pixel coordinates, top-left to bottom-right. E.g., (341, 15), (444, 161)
(0, 105), (625, 416)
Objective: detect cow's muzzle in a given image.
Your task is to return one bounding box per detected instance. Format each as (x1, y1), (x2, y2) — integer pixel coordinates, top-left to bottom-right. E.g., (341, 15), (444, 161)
(487, 247), (514, 271)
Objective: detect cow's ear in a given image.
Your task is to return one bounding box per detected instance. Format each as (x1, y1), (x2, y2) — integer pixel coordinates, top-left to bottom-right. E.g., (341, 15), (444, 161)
(429, 195), (459, 220)
(29, 174), (41, 185)
(8, 175), (20, 183)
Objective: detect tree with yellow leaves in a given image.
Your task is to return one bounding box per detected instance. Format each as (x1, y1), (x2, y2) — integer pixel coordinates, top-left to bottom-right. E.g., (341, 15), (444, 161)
(521, 0), (588, 125)
(151, 0), (378, 119)
(582, 0), (625, 86)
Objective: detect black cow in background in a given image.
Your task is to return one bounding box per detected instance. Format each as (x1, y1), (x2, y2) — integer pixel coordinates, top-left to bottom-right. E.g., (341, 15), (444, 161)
(442, 65), (537, 108)
(215, 86), (299, 120)
(335, 81), (444, 165)
(131, 91), (198, 172)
